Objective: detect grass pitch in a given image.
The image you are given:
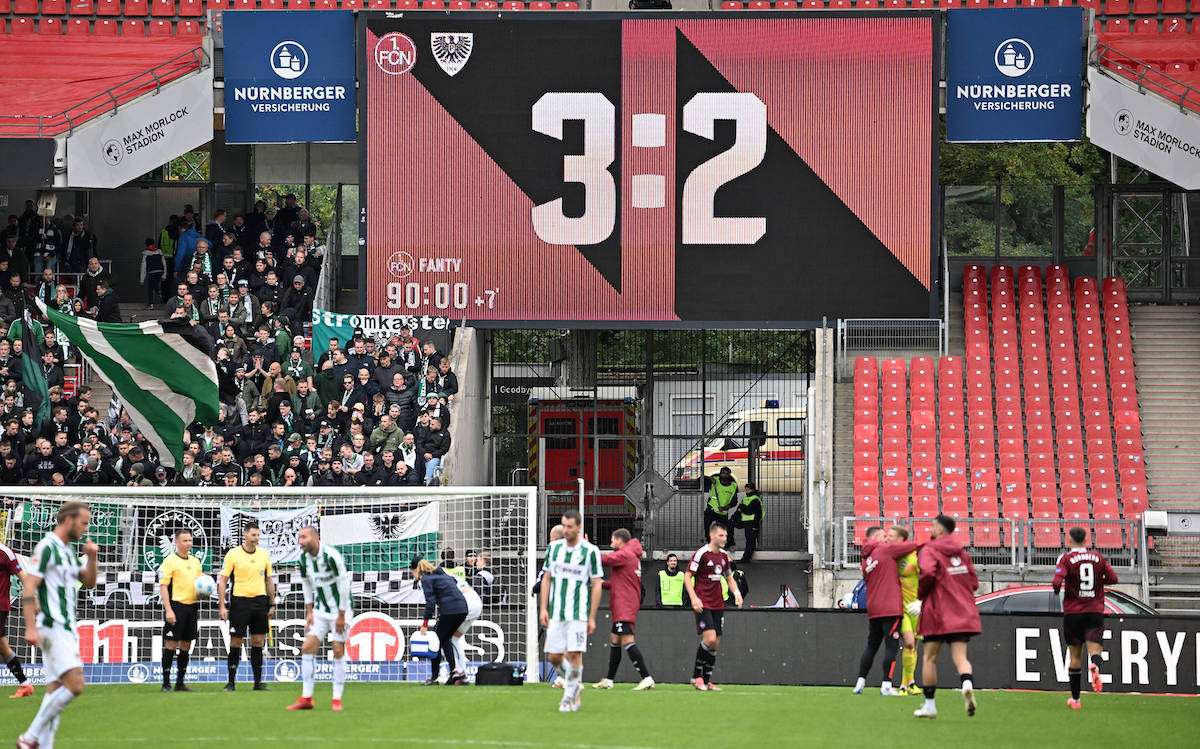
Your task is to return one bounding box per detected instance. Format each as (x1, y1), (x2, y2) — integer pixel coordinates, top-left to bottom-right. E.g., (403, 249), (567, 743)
(1, 681), (1197, 748)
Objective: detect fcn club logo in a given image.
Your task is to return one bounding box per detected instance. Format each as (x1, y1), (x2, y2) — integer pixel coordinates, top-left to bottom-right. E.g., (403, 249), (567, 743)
(376, 33), (417, 76)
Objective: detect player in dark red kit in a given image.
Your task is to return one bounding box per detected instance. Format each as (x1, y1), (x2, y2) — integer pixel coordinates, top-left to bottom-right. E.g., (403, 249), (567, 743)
(910, 515), (980, 719)
(853, 526), (920, 696)
(0, 541), (33, 698)
(594, 528), (655, 691)
(1053, 526), (1118, 709)
(684, 521), (742, 692)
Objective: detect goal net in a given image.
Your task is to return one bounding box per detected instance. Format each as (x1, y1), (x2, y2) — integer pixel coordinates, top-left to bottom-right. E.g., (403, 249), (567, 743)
(0, 487), (537, 686)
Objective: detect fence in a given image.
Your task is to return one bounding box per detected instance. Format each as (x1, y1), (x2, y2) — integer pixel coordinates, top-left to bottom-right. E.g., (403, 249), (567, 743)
(491, 329), (815, 555)
(835, 318), (944, 379)
(835, 515), (1142, 572)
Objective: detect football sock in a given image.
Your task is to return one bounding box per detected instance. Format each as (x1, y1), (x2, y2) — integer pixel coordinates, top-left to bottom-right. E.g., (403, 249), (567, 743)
(625, 643), (651, 679)
(25, 687), (75, 740)
(565, 663), (583, 702)
(923, 697), (936, 711)
(162, 648), (175, 686)
(607, 644), (622, 680)
(923, 686), (936, 700)
(332, 656), (347, 700)
(960, 672), (974, 692)
(227, 646), (241, 684)
(431, 653), (443, 679)
(700, 644), (717, 683)
(1090, 653), (1103, 669)
(250, 646), (264, 683)
(301, 653), (315, 698)
(902, 647), (916, 686)
(451, 637), (467, 674)
(6, 653), (28, 685)
(39, 715), (61, 749)
(1068, 668), (1082, 700)
(693, 646), (706, 679)
(176, 651), (190, 687)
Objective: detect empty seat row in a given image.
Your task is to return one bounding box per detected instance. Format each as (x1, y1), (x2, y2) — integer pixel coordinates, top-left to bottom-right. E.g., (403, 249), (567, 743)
(721, 0), (1200, 10)
(3, 0), (579, 12)
(5, 15), (202, 32)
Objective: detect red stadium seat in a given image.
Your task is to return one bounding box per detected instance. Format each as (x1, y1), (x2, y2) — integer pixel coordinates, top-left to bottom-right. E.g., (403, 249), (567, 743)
(68, 0), (93, 12)
(1032, 521), (1062, 548)
(122, 18), (145, 34)
(150, 0), (174, 14)
(261, 0), (283, 7)
(1107, 18), (1131, 33)
(43, 0), (67, 13)
(721, 1), (744, 6)
(1105, 0), (1131, 11)
(13, 0), (38, 11)
(287, 0), (311, 6)
(555, 1), (579, 7)
(1130, 0), (1154, 11)
(1162, 16), (1187, 33)
(207, 0), (231, 7)
(1093, 524), (1124, 548)
(40, 18), (64, 34)
(882, 494), (910, 520)
(529, 0), (552, 6)
(972, 521), (1002, 547)
(97, 0), (121, 13)
(148, 19), (171, 35)
(125, 0), (148, 14)
(1133, 19), (1158, 33)
(178, 20), (203, 36)
(94, 17), (118, 34)
(179, 0), (202, 13)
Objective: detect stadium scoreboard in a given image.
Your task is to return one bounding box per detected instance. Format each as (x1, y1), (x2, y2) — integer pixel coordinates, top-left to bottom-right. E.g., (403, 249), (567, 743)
(360, 12), (937, 326)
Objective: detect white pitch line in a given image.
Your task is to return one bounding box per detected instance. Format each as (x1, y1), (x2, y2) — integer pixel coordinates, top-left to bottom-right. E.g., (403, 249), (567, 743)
(56, 737), (679, 749)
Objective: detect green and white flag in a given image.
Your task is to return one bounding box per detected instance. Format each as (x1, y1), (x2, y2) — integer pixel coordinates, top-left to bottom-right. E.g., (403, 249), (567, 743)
(34, 298), (219, 468)
(320, 502), (440, 573)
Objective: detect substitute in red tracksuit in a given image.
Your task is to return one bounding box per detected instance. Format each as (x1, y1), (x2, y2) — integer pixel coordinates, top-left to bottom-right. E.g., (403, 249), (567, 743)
(912, 515), (981, 719)
(853, 526), (920, 694)
(595, 530), (655, 690)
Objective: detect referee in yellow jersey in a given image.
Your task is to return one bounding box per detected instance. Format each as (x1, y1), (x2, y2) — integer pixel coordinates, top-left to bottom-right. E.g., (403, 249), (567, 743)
(218, 521), (275, 691)
(159, 529), (204, 692)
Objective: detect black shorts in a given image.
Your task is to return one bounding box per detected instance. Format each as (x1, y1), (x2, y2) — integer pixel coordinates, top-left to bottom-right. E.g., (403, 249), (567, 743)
(695, 609), (724, 637)
(230, 596), (271, 638)
(0, 609), (8, 635)
(165, 602), (200, 642)
(611, 621), (635, 635)
(1064, 612), (1106, 646)
(924, 632), (974, 644)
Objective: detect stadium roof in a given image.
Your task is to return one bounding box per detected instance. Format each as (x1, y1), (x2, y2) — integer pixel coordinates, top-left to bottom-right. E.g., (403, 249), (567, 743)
(0, 37), (205, 138)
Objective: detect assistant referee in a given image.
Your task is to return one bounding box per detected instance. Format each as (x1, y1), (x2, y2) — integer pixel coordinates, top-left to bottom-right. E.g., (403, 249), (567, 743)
(159, 529), (204, 693)
(218, 521), (275, 691)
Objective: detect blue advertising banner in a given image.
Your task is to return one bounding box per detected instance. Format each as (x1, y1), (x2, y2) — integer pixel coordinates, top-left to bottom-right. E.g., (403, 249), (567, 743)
(224, 10), (356, 144)
(946, 7), (1084, 142)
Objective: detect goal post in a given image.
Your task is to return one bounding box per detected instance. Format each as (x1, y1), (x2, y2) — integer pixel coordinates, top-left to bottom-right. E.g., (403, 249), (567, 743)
(0, 486), (540, 686)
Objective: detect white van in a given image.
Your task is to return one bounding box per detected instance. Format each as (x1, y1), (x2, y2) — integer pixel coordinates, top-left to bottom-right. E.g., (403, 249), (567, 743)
(671, 406), (806, 493)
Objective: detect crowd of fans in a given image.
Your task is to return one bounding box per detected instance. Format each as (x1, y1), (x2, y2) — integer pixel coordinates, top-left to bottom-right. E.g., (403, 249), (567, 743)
(0, 197), (461, 489)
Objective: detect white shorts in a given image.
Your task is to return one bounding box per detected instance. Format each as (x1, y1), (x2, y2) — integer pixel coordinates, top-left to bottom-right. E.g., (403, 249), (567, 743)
(307, 611), (349, 643)
(460, 589), (483, 634)
(544, 619), (589, 655)
(40, 627), (83, 681)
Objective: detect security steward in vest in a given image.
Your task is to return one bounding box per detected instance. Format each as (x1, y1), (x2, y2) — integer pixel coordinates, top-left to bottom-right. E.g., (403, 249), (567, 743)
(159, 529), (204, 692)
(658, 553), (686, 607)
(705, 466), (740, 547)
(736, 483), (764, 563)
(218, 520), (275, 691)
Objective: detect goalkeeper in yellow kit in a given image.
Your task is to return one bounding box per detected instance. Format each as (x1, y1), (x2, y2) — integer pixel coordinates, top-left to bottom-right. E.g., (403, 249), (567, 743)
(888, 525), (921, 695)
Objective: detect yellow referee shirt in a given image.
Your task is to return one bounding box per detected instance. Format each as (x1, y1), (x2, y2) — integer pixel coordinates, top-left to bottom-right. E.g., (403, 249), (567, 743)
(159, 552), (204, 605)
(220, 546), (273, 599)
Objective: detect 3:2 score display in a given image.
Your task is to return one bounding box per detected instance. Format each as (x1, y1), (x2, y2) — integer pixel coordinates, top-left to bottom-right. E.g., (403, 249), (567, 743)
(386, 282), (496, 310)
(532, 91), (767, 246)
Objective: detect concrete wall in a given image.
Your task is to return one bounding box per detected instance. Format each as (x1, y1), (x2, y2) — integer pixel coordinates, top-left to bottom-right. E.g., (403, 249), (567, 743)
(442, 327), (490, 486)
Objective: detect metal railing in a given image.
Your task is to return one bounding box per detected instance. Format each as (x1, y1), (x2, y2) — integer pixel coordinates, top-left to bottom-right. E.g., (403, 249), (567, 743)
(0, 47), (208, 138)
(1093, 43), (1200, 116)
(835, 318), (945, 379)
(835, 516), (1141, 572)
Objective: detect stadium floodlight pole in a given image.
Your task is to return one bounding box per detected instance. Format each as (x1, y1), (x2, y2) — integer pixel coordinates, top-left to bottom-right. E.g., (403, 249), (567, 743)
(577, 477), (585, 522)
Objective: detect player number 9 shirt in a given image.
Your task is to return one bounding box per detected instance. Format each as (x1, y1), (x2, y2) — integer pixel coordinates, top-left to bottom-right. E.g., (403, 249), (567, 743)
(688, 546), (731, 611)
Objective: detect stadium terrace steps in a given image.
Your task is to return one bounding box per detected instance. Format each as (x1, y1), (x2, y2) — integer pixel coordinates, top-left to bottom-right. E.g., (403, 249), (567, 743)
(845, 265), (1148, 552)
(1129, 305), (1200, 507)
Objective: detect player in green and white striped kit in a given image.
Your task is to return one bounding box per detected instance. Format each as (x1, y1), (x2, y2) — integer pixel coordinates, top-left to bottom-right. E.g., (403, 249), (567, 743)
(286, 525), (352, 712)
(17, 502), (98, 749)
(538, 509), (603, 713)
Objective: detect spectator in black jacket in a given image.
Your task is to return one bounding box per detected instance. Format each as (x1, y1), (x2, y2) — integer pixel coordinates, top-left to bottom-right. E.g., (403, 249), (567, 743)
(418, 417), (450, 486)
(94, 280), (122, 323)
(64, 218), (97, 273)
(205, 209), (228, 256)
(280, 274), (314, 334)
